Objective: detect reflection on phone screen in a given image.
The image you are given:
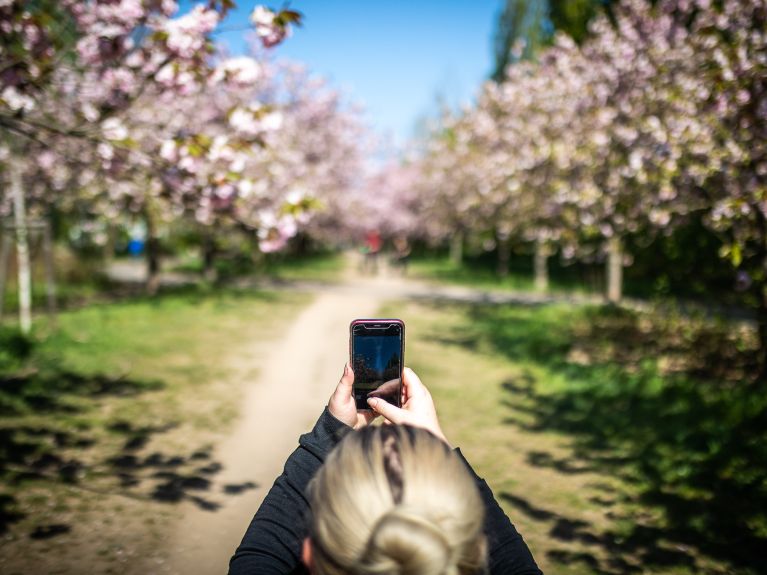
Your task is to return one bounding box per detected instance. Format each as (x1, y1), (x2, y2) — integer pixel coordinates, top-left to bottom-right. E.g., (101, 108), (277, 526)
(352, 324), (402, 409)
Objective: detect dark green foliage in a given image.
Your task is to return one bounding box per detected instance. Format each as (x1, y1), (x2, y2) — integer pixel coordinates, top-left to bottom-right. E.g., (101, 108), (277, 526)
(491, 0), (619, 81)
(492, 0), (553, 81)
(550, 0), (614, 43)
(624, 215), (738, 304)
(0, 328), (34, 372)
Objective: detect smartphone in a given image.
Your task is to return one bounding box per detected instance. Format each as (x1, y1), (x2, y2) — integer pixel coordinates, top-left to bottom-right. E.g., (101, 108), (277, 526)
(350, 319), (404, 410)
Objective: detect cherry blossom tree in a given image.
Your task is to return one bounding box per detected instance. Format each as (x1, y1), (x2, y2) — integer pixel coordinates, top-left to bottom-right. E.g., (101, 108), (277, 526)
(0, 1), (303, 297)
(411, 0), (719, 297)
(548, 0), (718, 301)
(408, 0), (766, 372)
(685, 0), (767, 375)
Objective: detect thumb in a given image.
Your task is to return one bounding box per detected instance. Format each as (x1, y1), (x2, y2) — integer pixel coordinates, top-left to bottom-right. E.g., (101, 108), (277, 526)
(337, 363), (354, 391)
(367, 397), (406, 424)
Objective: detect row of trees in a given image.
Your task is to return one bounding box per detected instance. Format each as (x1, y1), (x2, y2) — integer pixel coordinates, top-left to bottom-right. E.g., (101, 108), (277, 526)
(362, 0), (766, 372)
(0, 1), (368, 303)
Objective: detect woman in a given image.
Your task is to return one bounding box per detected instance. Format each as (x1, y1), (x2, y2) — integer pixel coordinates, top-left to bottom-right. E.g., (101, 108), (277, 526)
(229, 365), (542, 575)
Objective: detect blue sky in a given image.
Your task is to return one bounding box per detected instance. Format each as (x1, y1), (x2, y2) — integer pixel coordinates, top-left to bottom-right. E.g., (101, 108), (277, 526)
(207, 1), (503, 146)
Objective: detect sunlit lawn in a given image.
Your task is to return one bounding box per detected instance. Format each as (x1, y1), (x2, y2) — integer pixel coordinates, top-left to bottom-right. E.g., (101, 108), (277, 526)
(0, 286), (310, 573)
(408, 254), (602, 296)
(258, 251), (346, 282)
(385, 299), (762, 575)
(171, 250), (347, 284)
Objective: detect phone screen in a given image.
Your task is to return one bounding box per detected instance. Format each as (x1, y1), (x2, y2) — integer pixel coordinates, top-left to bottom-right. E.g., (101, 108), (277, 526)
(351, 321), (403, 410)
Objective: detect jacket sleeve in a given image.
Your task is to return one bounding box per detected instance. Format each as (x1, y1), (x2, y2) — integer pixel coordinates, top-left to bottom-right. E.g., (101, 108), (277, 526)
(228, 408), (352, 575)
(454, 449), (543, 575)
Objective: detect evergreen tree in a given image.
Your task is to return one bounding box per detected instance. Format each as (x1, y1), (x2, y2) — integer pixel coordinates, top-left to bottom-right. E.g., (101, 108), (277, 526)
(491, 0), (616, 82)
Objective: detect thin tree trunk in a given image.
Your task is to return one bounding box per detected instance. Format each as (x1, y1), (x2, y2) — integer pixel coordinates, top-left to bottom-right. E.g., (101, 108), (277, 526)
(0, 230), (11, 321)
(757, 213), (767, 383)
(450, 230), (464, 266)
(202, 229), (217, 282)
(497, 229), (510, 278)
(534, 238), (549, 292)
(43, 221), (57, 320)
(294, 232), (309, 257)
(607, 235), (623, 303)
(11, 163), (32, 333)
(758, 285), (767, 383)
(249, 232), (263, 269)
(144, 208), (161, 295)
(104, 222), (117, 264)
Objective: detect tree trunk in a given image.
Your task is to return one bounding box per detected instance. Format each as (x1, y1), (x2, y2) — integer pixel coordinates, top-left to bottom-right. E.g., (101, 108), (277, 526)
(43, 220), (57, 320)
(497, 229), (510, 278)
(11, 163), (32, 333)
(104, 222), (117, 264)
(754, 206), (767, 383)
(0, 230), (11, 321)
(758, 285), (767, 383)
(201, 230), (217, 283)
(450, 230), (464, 266)
(294, 232), (310, 257)
(606, 236), (623, 304)
(144, 209), (161, 295)
(534, 238), (549, 292)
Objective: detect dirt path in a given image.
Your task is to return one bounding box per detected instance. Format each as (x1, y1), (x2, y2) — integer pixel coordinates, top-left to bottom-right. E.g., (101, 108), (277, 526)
(155, 269), (410, 575)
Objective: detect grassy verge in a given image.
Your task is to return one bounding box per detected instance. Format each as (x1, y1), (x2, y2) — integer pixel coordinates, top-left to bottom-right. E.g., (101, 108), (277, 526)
(257, 251), (346, 282)
(0, 286), (309, 573)
(382, 298), (762, 575)
(171, 251), (346, 284)
(408, 254), (600, 296)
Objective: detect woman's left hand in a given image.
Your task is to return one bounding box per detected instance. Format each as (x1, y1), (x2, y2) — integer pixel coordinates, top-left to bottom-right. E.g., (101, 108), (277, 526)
(328, 363), (377, 429)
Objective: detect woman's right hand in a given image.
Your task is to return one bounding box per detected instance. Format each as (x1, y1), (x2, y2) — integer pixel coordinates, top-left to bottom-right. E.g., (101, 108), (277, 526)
(366, 367), (450, 446)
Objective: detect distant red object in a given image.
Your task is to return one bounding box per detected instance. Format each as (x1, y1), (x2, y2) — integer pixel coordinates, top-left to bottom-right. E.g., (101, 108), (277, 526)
(365, 231), (382, 253)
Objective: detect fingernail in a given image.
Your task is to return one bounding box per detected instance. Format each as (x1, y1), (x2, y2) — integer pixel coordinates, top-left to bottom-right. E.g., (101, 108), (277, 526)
(367, 398), (378, 408)
(344, 363), (349, 376)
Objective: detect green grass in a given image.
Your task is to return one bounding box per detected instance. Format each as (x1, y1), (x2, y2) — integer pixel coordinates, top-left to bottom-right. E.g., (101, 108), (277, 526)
(258, 251), (346, 282)
(171, 250), (346, 283)
(0, 286), (310, 548)
(1, 281), (107, 317)
(408, 254), (600, 296)
(381, 299), (762, 575)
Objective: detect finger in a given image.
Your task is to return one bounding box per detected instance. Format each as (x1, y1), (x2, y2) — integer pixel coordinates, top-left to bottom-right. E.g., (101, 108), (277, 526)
(367, 397), (406, 424)
(402, 367), (427, 396)
(360, 410), (378, 426)
(336, 363), (354, 393)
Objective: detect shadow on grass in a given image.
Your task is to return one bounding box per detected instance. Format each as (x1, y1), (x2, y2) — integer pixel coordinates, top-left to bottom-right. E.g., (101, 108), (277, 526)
(431, 301), (765, 574)
(0, 346), (257, 540)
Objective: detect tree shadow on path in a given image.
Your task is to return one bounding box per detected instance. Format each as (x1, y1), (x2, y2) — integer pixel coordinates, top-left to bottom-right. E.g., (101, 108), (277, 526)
(0, 365), (258, 541)
(431, 301), (764, 574)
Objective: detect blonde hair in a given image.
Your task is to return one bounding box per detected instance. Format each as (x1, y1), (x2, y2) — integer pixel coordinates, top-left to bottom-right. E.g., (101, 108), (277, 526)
(307, 425), (487, 575)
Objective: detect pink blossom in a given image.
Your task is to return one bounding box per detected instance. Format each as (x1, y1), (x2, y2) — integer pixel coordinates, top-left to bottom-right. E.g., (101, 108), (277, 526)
(1, 86), (35, 112)
(101, 118), (128, 141)
(213, 56), (261, 86)
(260, 110), (283, 132)
(229, 107), (261, 135)
(250, 6), (290, 48)
(163, 5), (219, 58)
(160, 140), (178, 162)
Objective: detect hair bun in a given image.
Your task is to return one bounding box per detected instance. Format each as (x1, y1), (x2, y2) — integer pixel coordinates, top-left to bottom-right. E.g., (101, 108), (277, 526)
(362, 508), (457, 575)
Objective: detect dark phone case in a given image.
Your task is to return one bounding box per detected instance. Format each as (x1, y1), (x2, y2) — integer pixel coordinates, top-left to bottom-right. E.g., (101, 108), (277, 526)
(349, 319), (405, 410)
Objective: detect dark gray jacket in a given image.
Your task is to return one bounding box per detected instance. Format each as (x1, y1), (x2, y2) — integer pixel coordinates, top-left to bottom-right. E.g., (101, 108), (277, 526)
(229, 408), (542, 575)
